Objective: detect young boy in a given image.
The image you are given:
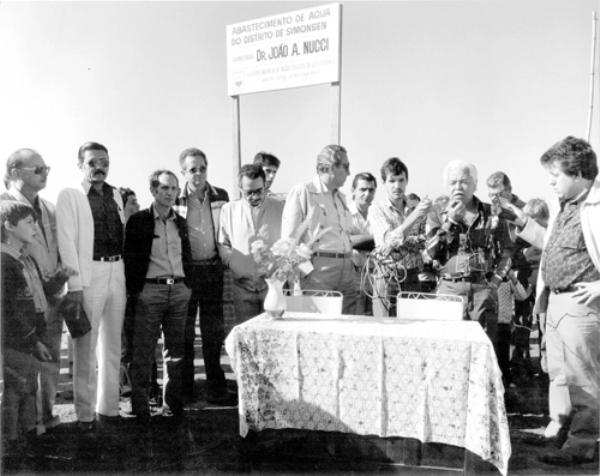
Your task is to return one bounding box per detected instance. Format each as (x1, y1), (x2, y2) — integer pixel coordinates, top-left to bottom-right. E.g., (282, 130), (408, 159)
(1, 201), (69, 456)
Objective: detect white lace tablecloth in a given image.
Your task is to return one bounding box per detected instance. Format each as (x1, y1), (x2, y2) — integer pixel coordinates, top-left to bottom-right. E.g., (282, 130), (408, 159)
(225, 312), (511, 475)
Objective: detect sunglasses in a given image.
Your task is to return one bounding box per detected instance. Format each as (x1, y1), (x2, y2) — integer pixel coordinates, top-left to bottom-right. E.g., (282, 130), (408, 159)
(20, 165), (51, 175)
(186, 166), (207, 174)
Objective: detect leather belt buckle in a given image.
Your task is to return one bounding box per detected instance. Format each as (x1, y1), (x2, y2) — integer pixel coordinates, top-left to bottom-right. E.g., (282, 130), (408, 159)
(96, 254), (121, 262)
(166, 278), (175, 285)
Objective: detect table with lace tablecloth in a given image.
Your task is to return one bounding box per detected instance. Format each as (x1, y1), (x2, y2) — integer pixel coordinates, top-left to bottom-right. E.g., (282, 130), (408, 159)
(225, 312), (511, 475)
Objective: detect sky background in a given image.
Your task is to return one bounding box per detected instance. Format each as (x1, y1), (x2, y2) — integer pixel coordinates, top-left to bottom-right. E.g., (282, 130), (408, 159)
(1, 0), (599, 210)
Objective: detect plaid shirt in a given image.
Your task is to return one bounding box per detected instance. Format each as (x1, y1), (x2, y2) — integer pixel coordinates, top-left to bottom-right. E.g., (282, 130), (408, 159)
(368, 197), (424, 271)
(542, 190), (600, 289)
(426, 195), (509, 276)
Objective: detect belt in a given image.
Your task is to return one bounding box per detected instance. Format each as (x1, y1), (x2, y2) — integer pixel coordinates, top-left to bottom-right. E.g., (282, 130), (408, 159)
(313, 251), (351, 259)
(550, 286), (577, 294)
(145, 277), (185, 285)
(442, 275), (474, 283)
(94, 254), (122, 262)
(193, 258), (220, 266)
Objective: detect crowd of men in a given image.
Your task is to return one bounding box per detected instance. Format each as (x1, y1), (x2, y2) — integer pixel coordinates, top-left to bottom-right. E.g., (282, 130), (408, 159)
(1, 136), (599, 466)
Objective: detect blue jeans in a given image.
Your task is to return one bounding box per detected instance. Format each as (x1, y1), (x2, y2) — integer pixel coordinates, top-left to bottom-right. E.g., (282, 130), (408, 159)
(131, 282), (191, 417)
(2, 348), (39, 440)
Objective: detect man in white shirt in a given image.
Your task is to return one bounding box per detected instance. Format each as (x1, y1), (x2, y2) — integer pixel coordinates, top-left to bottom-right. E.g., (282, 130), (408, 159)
(218, 164), (284, 324)
(348, 172), (377, 315)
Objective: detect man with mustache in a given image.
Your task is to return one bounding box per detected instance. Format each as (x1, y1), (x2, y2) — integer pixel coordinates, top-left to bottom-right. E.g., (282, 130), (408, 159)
(426, 160), (510, 346)
(368, 157), (432, 316)
(218, 164), (284, 324)
(56, 142), (126, 431)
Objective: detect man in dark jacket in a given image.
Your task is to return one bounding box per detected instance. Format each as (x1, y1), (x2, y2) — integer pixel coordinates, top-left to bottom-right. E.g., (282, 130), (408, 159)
(124, 170), (192, 421)
(174, 148), (232, 404)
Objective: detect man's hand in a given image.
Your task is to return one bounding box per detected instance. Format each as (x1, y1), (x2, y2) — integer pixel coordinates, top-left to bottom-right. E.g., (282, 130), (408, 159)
(446, 199), (466, 223)
(502, 202), (528, 228)
(412, 196), (432, 218)
(34, 341), (52, 362)
(66, 290), (83, 304)
(572, 281), (600, 307)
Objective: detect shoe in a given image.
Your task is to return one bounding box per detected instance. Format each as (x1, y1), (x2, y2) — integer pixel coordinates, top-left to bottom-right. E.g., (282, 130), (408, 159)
(42, 415), (62, 432)
(539, 448), (595, 465)
(518, 432), (560, 447)
(61, 389), (74, 401)
(96, 413), (121, 427)
(77, 421), (95, 433)
(205, 387), (237, 406)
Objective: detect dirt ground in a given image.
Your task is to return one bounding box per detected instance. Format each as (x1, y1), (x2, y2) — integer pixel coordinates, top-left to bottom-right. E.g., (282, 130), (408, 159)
(2, 328), (598, 475)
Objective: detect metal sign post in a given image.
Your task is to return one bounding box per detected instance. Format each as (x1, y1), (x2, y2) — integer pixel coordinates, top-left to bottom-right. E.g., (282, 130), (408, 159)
(226, 3), (343, 197)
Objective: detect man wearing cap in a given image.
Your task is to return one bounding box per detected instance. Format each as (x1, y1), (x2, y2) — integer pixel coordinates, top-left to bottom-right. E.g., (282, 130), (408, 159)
(282, 145), (357, 314)
(2, 148), (64, 432)
(124, 170), (192, 421)
(218, 164), (284, 324)
(56, 142), (126, 430)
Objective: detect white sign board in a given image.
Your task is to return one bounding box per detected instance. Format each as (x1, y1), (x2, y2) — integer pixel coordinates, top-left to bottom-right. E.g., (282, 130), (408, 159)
(226, 3), (341, 96)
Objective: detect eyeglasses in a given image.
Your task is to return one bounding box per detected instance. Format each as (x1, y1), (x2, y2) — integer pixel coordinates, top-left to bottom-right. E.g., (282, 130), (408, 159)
(241, 187), (264, 197)
(20, 166), (51, 175)
(186, 166), (207, 174)
(84, 159), (110, 168)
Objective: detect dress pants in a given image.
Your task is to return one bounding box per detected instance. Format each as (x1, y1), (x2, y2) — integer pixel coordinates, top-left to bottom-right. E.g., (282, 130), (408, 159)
(75, 260), (126, 422)
(183, 262), (225, 397)
(131, 282), (191, 417)
(546, 291), (599, 459)
(232, 282), (267, 325)
(302, 256), (358, 315)
(37, 298), (63, 425)
(373, 269), (421, 317)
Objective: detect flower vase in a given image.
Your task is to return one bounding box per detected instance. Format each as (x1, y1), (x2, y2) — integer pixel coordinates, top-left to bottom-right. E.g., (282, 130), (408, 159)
(264, 277), (287, 319)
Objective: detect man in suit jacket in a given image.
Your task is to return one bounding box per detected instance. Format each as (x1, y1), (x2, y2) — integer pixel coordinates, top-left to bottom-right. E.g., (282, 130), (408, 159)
(2, 148), (64, 432)
(56, 142), (126, 430)
(125, 170), (192, 420)
(173, 148), (232, 405)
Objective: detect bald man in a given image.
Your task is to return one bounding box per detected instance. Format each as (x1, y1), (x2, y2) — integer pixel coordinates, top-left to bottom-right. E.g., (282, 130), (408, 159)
(2, 148), (63, 432)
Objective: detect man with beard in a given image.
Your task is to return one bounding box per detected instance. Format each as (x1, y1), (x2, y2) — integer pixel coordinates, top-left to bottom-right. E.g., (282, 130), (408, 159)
(218, 164), (284, 324)
(56, 142), (126, 431)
